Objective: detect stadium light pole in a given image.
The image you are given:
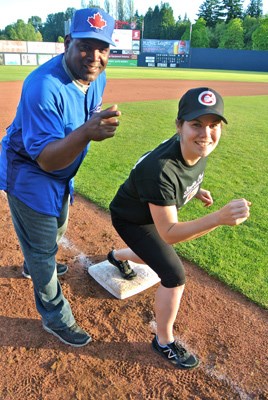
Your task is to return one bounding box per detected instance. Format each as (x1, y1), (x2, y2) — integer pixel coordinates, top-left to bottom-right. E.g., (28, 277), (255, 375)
(189, 23), (192, 68)
(141, 18), (144, 53)
(189, 23), (192, 44)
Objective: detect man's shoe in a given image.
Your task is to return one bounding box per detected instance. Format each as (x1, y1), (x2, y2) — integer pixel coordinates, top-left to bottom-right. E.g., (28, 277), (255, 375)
(152, 336), (199, 370)
(42, 322), (92, 347)
(22, 262), (68, 279)
(107, 250), (137, 280)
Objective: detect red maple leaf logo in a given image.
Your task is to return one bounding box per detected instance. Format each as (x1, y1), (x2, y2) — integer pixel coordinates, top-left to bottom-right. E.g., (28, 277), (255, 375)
(87, 13), (107, 30)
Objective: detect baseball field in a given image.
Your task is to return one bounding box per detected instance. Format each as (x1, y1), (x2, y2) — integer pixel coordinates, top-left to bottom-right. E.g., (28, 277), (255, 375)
(0, 66), (267, 399)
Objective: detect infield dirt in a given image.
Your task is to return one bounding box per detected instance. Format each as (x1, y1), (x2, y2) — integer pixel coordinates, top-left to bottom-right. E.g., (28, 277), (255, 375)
(0, 79), (267, 400)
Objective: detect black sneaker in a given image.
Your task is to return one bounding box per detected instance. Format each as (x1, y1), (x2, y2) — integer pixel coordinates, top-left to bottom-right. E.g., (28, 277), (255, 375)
(152, 336), (199, 370)
(42, 322), (92, 347)
(107, 250), (137, 280)
(22, 262), (68, 279)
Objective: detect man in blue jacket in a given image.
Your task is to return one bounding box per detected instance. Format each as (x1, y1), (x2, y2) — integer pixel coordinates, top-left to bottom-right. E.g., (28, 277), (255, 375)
(0, 8), (120, 347)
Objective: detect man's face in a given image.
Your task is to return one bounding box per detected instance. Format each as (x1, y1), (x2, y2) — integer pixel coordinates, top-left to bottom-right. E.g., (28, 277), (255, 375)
(64, 36), (110, 84)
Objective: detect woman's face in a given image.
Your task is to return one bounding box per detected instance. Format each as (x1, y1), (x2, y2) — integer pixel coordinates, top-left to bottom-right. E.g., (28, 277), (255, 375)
(177, 114), (222, 166)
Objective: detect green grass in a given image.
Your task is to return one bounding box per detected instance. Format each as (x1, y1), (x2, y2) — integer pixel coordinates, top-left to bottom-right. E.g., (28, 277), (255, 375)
(76, 96), (268, 309)
(0, 65), (37, 81)
(1, 65), (268, 83)
(106, 66), (268, 83)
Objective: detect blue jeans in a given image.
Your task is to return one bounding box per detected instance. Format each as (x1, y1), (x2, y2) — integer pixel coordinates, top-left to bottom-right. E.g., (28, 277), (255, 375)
(7, 193), (75, 330)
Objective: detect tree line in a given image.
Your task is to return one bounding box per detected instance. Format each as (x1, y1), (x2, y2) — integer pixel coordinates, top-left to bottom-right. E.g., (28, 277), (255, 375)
(0, 0), (267, 50)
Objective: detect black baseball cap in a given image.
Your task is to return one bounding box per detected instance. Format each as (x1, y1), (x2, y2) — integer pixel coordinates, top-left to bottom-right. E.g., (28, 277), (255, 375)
(177, 87), (228, 124)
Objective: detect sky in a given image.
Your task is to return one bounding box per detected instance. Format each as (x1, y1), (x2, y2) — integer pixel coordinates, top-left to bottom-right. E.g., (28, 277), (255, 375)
(1, 0), (268, 30)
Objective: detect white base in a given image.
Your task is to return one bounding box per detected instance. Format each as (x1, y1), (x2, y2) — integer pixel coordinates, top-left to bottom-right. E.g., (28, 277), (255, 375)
(88, 260), (160, 299)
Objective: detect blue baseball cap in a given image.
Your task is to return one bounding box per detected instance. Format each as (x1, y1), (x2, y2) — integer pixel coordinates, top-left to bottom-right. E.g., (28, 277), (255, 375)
(70, 8), (115, 46)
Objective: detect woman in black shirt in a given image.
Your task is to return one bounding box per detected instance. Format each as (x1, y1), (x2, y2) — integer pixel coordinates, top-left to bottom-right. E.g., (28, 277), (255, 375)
(108, 87), (251, 369)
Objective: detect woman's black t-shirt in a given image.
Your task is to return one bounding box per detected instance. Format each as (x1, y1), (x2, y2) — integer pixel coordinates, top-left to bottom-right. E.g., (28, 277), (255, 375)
(110, 135), (207, 225)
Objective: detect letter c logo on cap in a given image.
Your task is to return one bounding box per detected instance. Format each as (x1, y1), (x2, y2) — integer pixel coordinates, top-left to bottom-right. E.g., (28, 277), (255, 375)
(198, 91), (216, 107)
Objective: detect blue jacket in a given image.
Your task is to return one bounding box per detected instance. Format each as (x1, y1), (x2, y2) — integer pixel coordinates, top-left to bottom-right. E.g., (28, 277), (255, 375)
(0, 54), (106, 216)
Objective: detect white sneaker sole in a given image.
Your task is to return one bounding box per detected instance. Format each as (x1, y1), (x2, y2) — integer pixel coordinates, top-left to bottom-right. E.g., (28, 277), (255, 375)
(42, 324), (92, 347)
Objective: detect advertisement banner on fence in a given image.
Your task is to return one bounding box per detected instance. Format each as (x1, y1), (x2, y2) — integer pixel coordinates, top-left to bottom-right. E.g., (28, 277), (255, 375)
(0, 40), (27, 53)
(142, 39), (190, 55)
(108, 59), (137, 67)
(21, 54), (37, 65)
(27, 41), (56, 54)
(55, 43), (64, 54)
(4, 53), (21, 65)
(111, 29), (133, 50)
(37, 54), (53, 65)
